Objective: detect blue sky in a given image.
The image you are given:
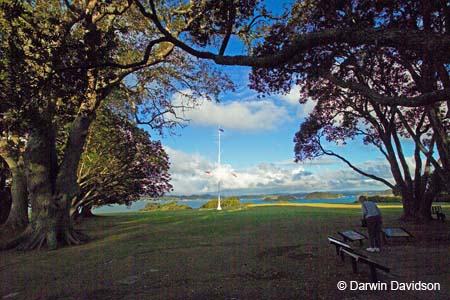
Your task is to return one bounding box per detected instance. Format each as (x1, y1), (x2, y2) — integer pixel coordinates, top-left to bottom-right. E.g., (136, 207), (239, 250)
(157, 63), (403, 195)
(148, 1), (417, 196)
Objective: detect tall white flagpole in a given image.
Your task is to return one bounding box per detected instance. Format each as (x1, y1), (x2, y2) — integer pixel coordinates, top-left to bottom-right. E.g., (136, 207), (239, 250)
(217, 126), (222, 210)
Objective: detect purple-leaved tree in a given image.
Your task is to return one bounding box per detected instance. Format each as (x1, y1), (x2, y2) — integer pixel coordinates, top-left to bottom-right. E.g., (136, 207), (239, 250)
(293, 49), (448, 221)
(72, 107), (172, 219)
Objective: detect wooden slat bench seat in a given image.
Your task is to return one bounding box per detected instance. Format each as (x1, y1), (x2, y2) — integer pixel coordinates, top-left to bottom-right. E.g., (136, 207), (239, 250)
(328, 236), (390, 282)
(328, 236), (368, 261)
(338, 230), (367, 246)
(431, 205), (446, 221)
(381, 227), (413, 243)
(328, 236), (352, 256)
(340, 248), (390, 282)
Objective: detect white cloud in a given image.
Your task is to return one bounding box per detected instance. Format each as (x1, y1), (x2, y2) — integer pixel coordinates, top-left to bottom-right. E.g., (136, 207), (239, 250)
(277, 85), (316, 118)
(296, 99), (316, 118)
(279, 85), (302, 106)
(165, 146), (394, 195)
(171, 92), (291, 131)
(164, 147), (216, 195)
(274, 156), (341, 168)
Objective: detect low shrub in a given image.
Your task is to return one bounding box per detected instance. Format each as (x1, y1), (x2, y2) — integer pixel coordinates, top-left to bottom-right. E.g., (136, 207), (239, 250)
(354, 195), (402, 203)
(262, 195), (296, 202)
(368, 195), (402, 202)
(200, 196), (243, 209)
(140, 200), (192, 211)
(435, 192), (450, 202)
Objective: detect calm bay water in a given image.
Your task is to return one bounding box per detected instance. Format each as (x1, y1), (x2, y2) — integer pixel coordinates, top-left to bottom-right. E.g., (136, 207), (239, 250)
(93, 195), (358, 214)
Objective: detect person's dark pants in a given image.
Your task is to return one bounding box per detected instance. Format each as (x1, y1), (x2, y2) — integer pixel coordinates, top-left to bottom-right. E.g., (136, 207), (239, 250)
(366, 215), (382, 248)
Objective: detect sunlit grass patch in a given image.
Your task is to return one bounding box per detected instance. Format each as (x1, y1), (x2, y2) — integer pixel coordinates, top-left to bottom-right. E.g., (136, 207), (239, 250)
(1, 205), (449, 300)
(248, 202), (450, 209)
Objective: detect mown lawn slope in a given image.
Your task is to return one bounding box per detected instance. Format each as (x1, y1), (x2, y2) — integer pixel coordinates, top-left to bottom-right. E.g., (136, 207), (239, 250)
(1, 205), (449, 300)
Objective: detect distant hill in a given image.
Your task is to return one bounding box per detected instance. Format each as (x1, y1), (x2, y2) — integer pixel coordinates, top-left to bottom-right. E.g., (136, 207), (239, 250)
(139, 200), (192, 211)
(150, 190), (395, 201)
(352, 190), (400, 203)
(366, 195), (401, 203)
(304, 192), (343, 200)
(262, 195), (297, 202)
(200, 196), (244, 209)
(374, 189), (394, 196)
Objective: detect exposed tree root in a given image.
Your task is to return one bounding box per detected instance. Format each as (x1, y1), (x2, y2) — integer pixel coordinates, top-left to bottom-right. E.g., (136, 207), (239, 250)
(0, 223), (26, 241)
(400, 213), (432, 224)
(21, 231), (46, 250)
(2, 219), (28, 232)
(61, 229), (89, 246)
(1, 226), (90, 251)
(0, 226), (32, 250)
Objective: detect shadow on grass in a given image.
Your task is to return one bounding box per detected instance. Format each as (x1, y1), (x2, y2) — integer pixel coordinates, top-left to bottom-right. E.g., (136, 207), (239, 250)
(1, 206), (449, 300)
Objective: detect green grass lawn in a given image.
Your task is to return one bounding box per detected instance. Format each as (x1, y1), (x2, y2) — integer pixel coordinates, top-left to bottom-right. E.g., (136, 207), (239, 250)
(0, 205), (449, 300)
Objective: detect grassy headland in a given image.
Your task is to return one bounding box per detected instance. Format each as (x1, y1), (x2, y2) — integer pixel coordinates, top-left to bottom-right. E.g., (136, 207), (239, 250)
(139, 200), (192, 211)
(1, 205), (449, 299)
(304, 191), (344, 200)
(262, 195), (297, 202)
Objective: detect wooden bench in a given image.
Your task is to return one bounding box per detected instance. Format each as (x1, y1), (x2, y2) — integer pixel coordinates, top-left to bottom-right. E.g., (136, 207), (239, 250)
(328, 236), (353, 258)
(328, 236), (389, 282)
(340, 248), (390, 282)
(338, 230), (367, 246)
(382, 227), (413, 243)
(431, 206), (446, 221)
(328, 236), (369, 261)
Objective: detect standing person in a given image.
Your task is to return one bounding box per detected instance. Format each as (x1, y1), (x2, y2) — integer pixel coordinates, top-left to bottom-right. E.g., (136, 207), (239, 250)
(359, 195), (382, 252)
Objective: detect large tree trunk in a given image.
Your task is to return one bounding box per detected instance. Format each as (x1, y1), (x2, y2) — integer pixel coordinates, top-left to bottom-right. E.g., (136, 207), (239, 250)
(6, 126), (60, 250)
(2, 94), (103, 250)
(401, 187), (434, 222)
(0, 159), (11, 224)
(11, 115), (94, 250)
(80, 205), (94, 218)
(402, 197), (431, 222)
(0, 187), (12, 225)
(72, 204), (95, 220)
(407, 196), (434, 222)
(418, 195), (433, 221)
(0, 144), (29, 229)
(428, 107), (450, 170)
(54, 113), (95, 244)
(2, 123), (84, 250)
(400, 188), (418, 221)
(4, 164), (28, 229)
(58, 115), (94, 188)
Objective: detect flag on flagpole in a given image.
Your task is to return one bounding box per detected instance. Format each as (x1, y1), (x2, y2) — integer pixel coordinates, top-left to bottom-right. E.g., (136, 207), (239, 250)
(218, 128), (224, 132)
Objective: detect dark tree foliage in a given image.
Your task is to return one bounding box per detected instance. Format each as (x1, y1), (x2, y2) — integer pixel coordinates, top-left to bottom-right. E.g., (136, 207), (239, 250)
(227, 0), (449, 221)
(1, 0), (448, 249)
(249, 1), (449, 101)
(0, 0), (231, 250)
(184, 0), (261, 51)
(293, 49), (448, 220)
(149, 0), (450, 107)
(0, 158), (11, 224)
(109, 1), (450, 222)
(132, 1), (448, 221)
(72, 107), (172, 219)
